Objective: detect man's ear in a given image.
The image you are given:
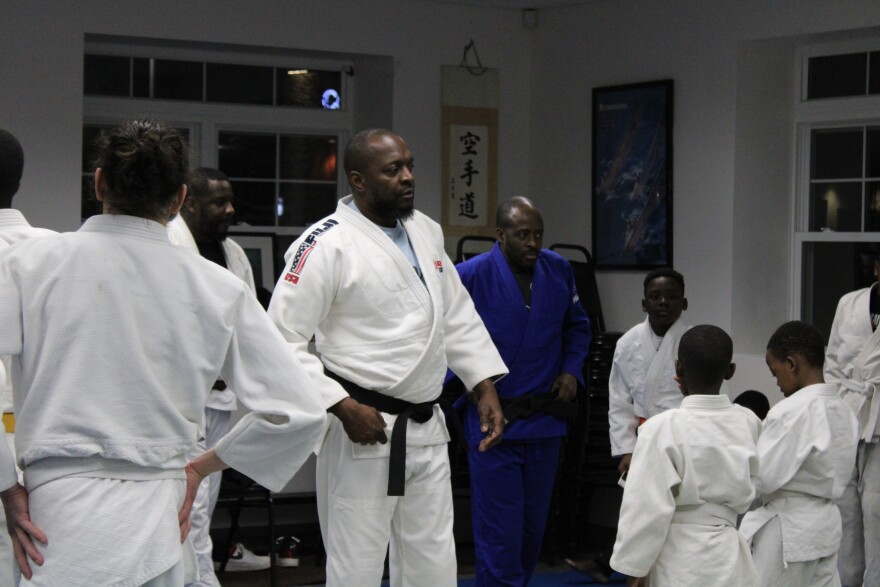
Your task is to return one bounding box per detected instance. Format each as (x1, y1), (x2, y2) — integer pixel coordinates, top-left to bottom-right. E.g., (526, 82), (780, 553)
(675, 359), (683, 378)
(681, 297), (689, 311)
(170, 185), (187, 216)
(94, 168), (107, 202)
(725, 363), (737, 381)
(348, 171), (365, 193)
(495, 226), (504, 242)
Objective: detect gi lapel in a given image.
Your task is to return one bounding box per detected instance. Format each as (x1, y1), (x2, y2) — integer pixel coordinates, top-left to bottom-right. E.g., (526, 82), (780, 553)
(642, 318), (686, 419)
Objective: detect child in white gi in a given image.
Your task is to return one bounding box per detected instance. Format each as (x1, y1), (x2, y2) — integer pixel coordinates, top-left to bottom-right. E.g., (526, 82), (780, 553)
(740, 320), (859, 587)
(610, 325), (761, 587)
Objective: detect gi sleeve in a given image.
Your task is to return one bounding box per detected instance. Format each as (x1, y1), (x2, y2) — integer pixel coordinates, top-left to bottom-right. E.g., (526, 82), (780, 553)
(439, 249), (508, 389)
(610, 418), (680, 577)
(560, 265), (591, 384)
(215, 285), (327, 492)
(267, 234), (348, 410)
(0, 249), (21, 491)
(608, 343), (638, 456)
(753, 403), (811, 496)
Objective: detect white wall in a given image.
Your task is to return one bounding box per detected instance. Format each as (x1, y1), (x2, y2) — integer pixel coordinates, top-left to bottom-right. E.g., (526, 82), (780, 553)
(529, 0), (880, 400)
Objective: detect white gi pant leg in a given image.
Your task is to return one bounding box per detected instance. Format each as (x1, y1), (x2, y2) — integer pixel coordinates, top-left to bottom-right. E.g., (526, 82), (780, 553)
(317, 418), (456, 587)
(752, 517), (841, 587)
(186, 407), (232, 587)
(838, 440), (880, 587)
(0, 431), (20, 587)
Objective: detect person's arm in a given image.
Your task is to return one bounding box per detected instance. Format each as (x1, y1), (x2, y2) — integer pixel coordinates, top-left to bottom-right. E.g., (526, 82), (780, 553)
(556, 265), (592, 402)
(753, 404), (812, 497)
(439, 249), (507, 445)
(824, 295), (849, 385)
(608, 343), (638, 471)
(609, 419), (680, 578)
(267, 234), (386, 445)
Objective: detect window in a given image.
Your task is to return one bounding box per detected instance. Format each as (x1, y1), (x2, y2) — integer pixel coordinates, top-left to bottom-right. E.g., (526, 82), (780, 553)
(84, 53), (344, 109)
(795, 39), (880, 341)
(82, 39), (353, 235)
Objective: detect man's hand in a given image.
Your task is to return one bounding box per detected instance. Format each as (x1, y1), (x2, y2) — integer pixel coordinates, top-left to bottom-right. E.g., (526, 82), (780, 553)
(618, 453), (633, 478)
(180, 463), (206, 543)
(1, 483), (46, 580)
(552, 372), (578, 402)
(329, 397), (387, 445)
(626, 576), (644, 587)
(472, 379), (504, 451)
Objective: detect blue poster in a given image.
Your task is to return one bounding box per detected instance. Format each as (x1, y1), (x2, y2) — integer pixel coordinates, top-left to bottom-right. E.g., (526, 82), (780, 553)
(592, 80), (672, 268)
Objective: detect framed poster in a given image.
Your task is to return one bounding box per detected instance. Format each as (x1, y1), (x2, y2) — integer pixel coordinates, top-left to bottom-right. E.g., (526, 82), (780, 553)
(592, 79), (673, 269)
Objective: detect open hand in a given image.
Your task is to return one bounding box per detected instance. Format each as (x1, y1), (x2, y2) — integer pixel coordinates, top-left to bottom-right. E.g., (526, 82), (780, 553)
(1, 483), (47, 580)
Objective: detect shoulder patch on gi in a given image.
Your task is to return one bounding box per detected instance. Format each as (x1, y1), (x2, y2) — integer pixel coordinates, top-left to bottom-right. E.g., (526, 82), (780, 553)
(283, 219), (338, 285)
(434, 259), (444, 273)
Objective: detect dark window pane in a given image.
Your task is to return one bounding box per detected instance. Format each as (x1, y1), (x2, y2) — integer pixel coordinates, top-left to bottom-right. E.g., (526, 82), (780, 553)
(811, 128), (863, 179)
(81, 176), (101, 220)
(866, 181), (880, 231)
(867, 127), (880, 178)
(229, 181), (276, 226)
(218, 132), (276, 179)
(870, 52), (880, 95)
(133, 58), (150, 98)
(280, 135), (337, 180)
(84, 55), (130, 97)
(278, 183), (338, 226)
(808, 53), (867, 99)
(154, 59), (202, 101)
(276, 69), (342, 109)
(206, 63), (273, 105)
(809, 182), (862, 231)
(802, 242), (877, 342)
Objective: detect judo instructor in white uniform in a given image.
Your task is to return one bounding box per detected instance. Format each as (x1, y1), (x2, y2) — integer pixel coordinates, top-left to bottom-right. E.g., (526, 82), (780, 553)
(268, 128), (508, 587)
(0, 120), (327, 586)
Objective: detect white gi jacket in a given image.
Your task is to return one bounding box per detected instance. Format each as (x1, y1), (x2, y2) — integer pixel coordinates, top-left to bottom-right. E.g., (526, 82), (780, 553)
(268, 196), (507, 449)
(0, 214), (326, 493)
(0, 209), (55, 414)
(740, 383), (859, 563)
(167, 215), (256, 412)
(825, 286), (880, 441)
(608, 317), (690, 456)
(610, 394), (761, 586)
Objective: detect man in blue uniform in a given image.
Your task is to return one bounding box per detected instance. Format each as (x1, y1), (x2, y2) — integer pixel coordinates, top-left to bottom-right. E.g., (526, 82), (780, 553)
(455, 196), (592, 586)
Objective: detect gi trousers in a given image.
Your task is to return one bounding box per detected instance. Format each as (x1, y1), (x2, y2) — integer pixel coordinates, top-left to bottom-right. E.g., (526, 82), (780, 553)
(838, 439), (880, 587)
(468, 437), (561, 587)
(317, 417), (456, 587)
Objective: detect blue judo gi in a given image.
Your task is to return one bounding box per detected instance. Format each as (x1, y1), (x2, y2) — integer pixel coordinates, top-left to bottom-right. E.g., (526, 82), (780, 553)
(456, 243), (591, 587)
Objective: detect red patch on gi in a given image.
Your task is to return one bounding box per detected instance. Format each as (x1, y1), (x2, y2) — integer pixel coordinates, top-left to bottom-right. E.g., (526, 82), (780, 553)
(434, 260), (444, 273)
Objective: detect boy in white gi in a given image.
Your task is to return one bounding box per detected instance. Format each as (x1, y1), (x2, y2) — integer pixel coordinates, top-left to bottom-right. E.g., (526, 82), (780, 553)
(0, 120), (328, 586)
(741, 321), (859, 587)
(825, 255), (880, 586)
(568, 267), (690, 582)
(610, 324), (761, 587)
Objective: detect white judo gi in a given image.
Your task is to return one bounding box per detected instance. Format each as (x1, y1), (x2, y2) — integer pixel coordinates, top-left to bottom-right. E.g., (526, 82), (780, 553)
(0, 215), (326, 586)
(825, 285), (880, 586)
(268, 196), (507, 587)
(608, 317), (690, 457)
(609, 394), (761, 586)
(740, 383), (859, 587)
(167, 215), (257, 586)
(0, 208), (55, 586)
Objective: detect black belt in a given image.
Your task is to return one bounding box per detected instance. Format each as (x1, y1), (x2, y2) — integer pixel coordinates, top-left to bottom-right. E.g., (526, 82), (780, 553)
(500, 391), (579, 423)
(325, 369), (442, 497)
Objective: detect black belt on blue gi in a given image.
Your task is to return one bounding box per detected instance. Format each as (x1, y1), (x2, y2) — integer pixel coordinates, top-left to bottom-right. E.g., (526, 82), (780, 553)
(325, 369), (459, 497)
(500, 391), (579, 423)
